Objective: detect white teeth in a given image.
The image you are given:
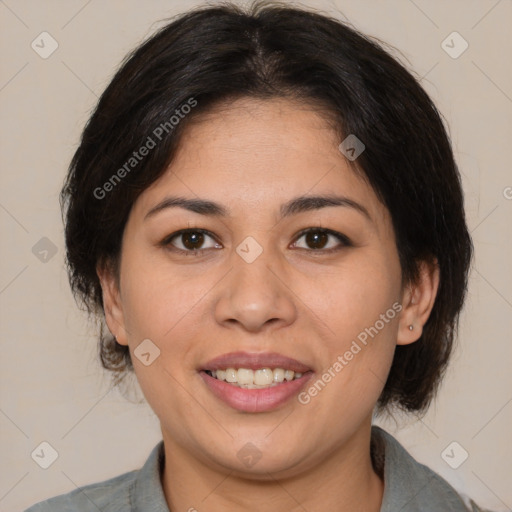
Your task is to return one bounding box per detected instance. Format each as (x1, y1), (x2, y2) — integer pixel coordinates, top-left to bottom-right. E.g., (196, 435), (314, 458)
(273, 368), (285, 383)
(254, 368), (273, 386)
(284, 370), (295, 381)
(208, 367), (306, 387)
(237, 368), (254, 385)
(225, 368), (237, 383)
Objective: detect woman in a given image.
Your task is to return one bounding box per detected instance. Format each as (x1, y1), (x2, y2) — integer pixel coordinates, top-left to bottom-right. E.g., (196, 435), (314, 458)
(25, 1), (486, 510)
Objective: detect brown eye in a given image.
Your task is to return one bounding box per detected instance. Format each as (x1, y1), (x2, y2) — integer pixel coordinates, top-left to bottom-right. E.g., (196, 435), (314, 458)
(181, 231), (205, 250)
(304, 230), (329, 249)
(163, 229), (221, 253)
(293, 228), (352, 251)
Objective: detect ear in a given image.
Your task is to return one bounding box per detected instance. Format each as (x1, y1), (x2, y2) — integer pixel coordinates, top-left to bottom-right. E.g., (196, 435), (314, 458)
(96, 260), (129, 346)
(397, 258), (440, 346)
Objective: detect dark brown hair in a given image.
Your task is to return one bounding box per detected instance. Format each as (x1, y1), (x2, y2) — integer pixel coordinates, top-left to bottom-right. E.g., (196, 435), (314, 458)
(61, 1), (473, 413)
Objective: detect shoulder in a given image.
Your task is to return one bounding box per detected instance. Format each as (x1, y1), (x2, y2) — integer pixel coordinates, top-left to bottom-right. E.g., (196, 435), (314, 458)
(24, 441), (167, 512)
(372, 426), (486, 512)
(23, 469), (138, 512)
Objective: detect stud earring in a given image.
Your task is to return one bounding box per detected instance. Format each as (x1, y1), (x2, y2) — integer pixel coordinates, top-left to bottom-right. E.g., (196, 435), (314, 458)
(408, 325), (414, 331)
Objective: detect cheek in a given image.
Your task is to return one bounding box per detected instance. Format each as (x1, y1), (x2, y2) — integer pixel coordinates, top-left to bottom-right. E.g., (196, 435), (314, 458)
(120, 249), (211, 342)
(118, 253), (209, 421)
(298, 246), (401, 394)
(298, 247), (401, 339)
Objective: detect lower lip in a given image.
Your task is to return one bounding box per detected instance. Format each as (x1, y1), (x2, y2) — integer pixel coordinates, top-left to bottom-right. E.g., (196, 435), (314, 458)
(199, 371), (314, 413)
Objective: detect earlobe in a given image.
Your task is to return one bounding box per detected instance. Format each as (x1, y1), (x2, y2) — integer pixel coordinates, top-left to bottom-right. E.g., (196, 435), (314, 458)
(96, 262), (129, 346)
(397, 259), (440, 346)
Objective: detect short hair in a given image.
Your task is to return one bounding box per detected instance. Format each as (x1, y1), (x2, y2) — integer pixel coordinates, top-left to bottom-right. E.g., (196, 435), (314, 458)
(61, 1), (473, 414)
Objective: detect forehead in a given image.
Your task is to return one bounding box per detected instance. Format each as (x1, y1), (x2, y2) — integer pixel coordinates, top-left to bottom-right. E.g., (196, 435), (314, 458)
(132, 98), (391, 230)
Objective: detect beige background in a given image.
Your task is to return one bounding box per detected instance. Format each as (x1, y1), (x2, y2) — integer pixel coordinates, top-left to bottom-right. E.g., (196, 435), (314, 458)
(1, 0), (511, 511)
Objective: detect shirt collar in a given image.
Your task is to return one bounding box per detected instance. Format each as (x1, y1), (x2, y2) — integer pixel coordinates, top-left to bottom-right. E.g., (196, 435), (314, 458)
(374, 425), (470, 511)
(131, 427), (470, 512)
(132, 440), (170, 512)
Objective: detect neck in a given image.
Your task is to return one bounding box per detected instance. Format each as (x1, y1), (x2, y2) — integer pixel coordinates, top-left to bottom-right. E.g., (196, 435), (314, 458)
(160, 420), (384, 512)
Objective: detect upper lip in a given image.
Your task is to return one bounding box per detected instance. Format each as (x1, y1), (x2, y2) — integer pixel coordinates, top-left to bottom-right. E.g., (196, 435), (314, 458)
(201, 351), (312, 373)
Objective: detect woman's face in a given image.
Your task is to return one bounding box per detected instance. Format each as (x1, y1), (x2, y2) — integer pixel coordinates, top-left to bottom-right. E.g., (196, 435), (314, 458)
(102, 97), (414, 476)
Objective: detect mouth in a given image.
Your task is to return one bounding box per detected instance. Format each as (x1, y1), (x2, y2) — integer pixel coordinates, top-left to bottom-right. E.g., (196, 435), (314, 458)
(199, 352), (314, 413)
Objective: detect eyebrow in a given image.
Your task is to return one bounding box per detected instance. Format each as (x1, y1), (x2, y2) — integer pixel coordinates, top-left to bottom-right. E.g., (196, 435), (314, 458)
(144, 194), (372, 222)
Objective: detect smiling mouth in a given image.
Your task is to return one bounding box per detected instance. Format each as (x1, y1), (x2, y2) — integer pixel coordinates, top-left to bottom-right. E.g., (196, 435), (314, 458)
(203, 368), (308, 388)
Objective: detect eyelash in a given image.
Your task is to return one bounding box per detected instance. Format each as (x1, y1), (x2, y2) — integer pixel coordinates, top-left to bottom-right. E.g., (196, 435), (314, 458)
(159, 227), (352, 256)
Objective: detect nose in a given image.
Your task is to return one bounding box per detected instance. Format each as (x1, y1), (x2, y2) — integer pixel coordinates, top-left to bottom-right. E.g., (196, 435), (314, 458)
(214, 247), (297, 333)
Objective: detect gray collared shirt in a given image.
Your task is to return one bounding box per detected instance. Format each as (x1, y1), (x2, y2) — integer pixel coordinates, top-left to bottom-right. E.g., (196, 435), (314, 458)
(25, 426), (486, 511)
